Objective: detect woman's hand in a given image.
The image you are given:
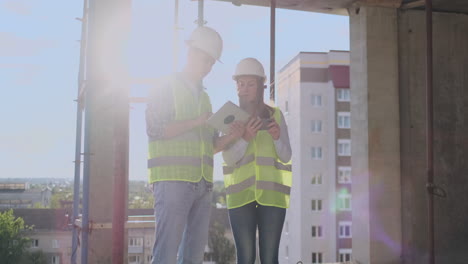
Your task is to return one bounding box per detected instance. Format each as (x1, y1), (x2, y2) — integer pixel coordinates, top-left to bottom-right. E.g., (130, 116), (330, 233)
(267, 120), (280, 140)
(228, 121), (246, 141)
(243, 117), (262, 142)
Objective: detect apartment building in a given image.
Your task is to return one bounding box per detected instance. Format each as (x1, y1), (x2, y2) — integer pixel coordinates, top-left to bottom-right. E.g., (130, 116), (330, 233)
(277, 51), (352, 264)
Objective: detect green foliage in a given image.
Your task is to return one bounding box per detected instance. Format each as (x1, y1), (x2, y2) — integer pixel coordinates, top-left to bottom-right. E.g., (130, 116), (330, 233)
(208, 221), (235, 264)
(0, 210), (32, 264)
(212, 181), (227, 207)
(128, 181), (154, 209)
(32, 202), (45, 209)
(50, 187), (73, 209)
(20, 250), (48, 264)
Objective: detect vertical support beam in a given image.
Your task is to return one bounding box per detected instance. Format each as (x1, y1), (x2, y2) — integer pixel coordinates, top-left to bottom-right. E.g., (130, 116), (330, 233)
(424, 1), (435, 264)
(81, 0), (131, 263)
(270, 0), (276, 103)
(349, 6), (402, 264)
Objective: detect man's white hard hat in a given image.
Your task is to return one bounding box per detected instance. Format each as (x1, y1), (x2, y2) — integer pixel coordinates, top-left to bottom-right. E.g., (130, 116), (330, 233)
(186, 26), (223, 62)
(233, 58), (267, 83)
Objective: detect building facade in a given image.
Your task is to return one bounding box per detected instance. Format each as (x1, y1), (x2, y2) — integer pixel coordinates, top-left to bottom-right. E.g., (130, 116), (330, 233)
(277, 51), (352, 264)
(0, 182), (52, 209)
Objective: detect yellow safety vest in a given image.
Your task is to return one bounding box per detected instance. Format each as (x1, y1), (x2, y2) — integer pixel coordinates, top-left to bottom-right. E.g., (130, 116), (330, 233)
(148, 76), (214, 183)
(223, 107), (292, 209)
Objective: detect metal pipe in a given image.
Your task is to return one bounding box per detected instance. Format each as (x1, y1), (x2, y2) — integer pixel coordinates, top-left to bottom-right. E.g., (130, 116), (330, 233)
(71, 1), (88, 263)
(173, 0), (180, 71)
(80, 89), (91, 264)
(198, 0), (204, 27)
(270, 0), (276, 102)
(425, 0), (435, 263)
(81, 0), (96, 262)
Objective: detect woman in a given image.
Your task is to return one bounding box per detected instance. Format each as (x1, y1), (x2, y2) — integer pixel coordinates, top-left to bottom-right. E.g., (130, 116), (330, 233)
(222, 58), (292, 264)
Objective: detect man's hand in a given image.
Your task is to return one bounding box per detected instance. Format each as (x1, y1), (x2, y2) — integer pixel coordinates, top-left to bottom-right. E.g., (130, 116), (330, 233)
(267, 120), (280, 140)
(196, 112), (212, 126)
(243, 118), (262, 142)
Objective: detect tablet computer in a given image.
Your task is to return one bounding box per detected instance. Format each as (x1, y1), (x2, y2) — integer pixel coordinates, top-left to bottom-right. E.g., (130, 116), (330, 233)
(207, 101), (250, 134)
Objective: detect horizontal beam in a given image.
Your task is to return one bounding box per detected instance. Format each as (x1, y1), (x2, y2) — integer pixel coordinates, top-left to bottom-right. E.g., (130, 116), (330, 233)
(75, 216), (155, 230)
(401, 0), (425, 9)
(355, 0), (402, 8)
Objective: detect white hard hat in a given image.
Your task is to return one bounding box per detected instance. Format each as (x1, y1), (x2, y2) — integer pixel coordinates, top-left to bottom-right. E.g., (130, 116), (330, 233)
(186, 26), (223, 62)
(233, 58), (267, 83)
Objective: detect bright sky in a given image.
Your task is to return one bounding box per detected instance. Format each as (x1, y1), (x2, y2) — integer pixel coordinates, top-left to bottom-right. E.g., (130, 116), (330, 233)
(0, 0), (349, 181)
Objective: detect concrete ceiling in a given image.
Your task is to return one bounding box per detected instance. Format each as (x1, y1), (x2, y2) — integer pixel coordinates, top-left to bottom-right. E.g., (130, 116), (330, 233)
(210, 0), (468, 15)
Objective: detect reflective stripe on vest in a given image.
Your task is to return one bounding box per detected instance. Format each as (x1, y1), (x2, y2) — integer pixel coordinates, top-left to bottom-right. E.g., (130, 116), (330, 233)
(225, 176), (290, 195)
(223, 155), (291, 175)
(225, 175), (255, 195)
(148, 155), (214, 168)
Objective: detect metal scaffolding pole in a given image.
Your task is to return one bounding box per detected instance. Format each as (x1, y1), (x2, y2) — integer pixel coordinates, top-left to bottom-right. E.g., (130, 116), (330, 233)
(71, 0), (89, 263)
(198, 0), (204, 26)
(173, 0), (180, 71)
(270, 0), (276, 103)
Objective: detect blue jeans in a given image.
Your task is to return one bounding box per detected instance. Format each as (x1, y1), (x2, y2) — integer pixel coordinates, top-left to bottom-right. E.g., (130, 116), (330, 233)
(228, 202), (286, 264)
(151, 179), (213, 264)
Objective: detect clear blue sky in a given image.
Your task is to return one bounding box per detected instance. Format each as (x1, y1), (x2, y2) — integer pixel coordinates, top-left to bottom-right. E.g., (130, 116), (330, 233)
(0, 0), (349, 181)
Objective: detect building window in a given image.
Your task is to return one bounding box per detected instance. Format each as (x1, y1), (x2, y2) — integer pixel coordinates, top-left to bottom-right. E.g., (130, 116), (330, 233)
(286, 246), (289, 258)
(128, 255), (141, 264)
(312, 252), (323, 263)
(147, 255), (152, 263)
(52, 255), (60, 264)
(52, 239), (59, 249)
(311, 147), (323, 160)
(338, 139), (351, 156)
(338, 167), (352, 184)
(311, 94), (322, 107)
(311, 199), (323, 212)
(311, 120), (323, 133)
(285, 221), (289, 233)
(129, 237), (143, 247)
(337, 112), (351, 129)
(339, 221), (352, 238)
(285, 100), (289, 112)
(311, 226), (323, 238)
(31, 239), (39, 248)
(339, 249), (352, 262)
(337, 88), (351, 102)
(338, 193), (352, 211)
(311, 173), (323, 185)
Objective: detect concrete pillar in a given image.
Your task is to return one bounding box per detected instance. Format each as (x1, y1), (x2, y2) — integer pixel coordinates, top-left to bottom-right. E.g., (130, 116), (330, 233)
(81, 0), (131, 263)
(399, 10), (468, 264)
(349, 6), (402, 264)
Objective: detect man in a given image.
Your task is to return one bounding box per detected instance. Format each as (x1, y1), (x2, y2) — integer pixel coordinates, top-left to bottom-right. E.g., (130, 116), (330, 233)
(146, 26), (241, 264)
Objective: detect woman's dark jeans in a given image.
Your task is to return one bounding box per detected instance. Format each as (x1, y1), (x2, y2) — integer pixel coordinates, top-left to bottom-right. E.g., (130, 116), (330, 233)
(228, 202), (286, 264)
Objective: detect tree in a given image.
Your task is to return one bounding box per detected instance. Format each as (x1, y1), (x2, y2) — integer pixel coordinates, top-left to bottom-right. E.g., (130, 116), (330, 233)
(0, 210), (32, 264)
(212, 181), (227, 208)
(50, 188), (73, 209)
(208, 221), (235, 264)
